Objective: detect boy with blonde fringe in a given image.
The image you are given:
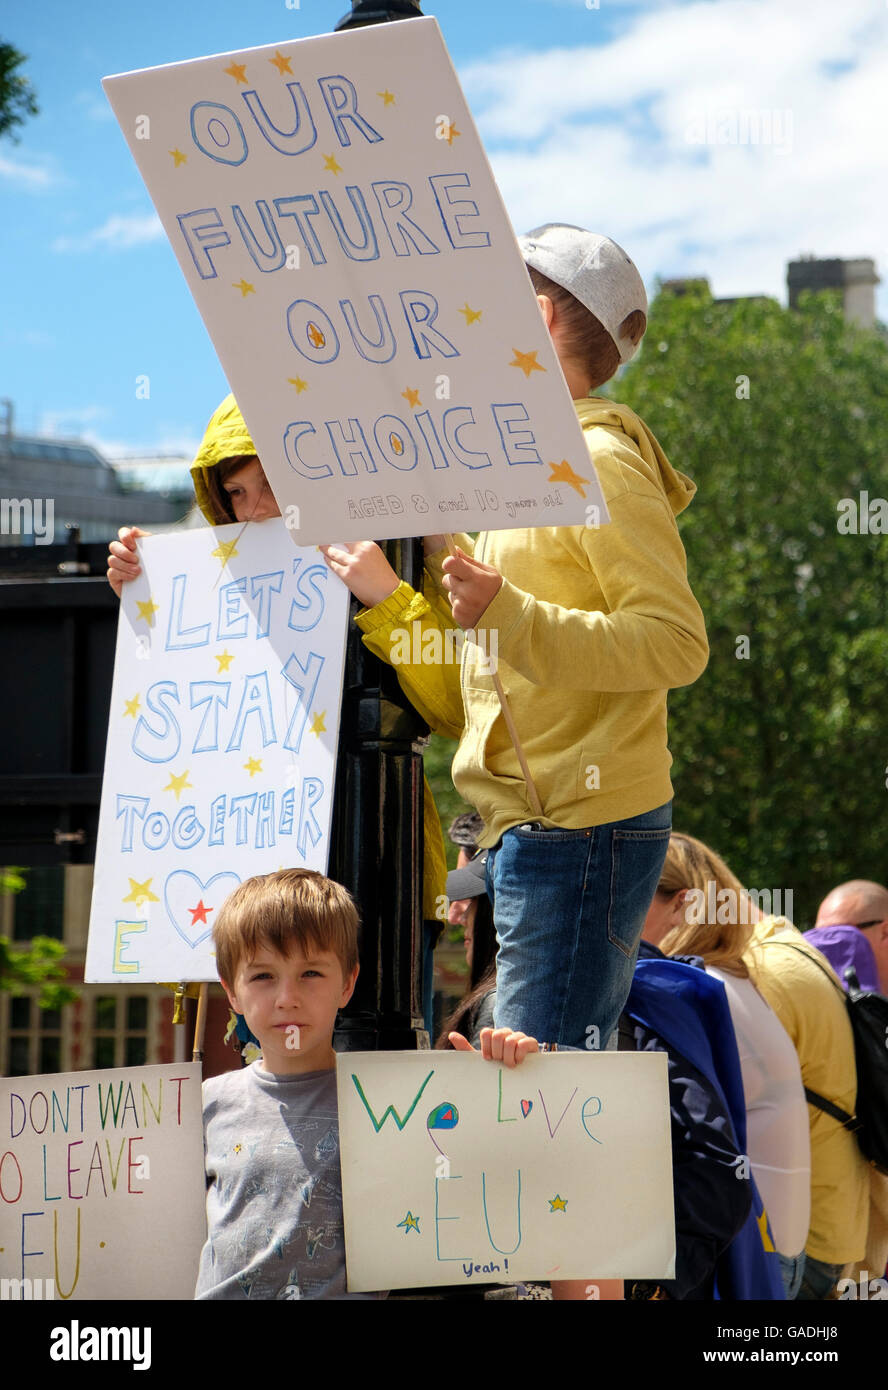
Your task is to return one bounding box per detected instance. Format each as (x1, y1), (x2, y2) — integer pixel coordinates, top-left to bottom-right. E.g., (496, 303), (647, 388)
(196, 867), (537, 1300)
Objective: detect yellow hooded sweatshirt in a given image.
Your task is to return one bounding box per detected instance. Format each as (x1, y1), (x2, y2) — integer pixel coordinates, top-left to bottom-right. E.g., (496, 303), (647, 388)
(187, 393), (447, 920)
(357, 397), (709, 847)
(189, 393), (257, 522)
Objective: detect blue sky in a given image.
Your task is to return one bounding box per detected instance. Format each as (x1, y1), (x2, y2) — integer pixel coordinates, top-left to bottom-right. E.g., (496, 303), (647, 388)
(1, 0), (886, 458)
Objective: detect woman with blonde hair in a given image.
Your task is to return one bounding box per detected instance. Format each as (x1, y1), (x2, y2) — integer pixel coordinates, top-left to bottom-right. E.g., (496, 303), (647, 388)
(642, 831), (811, 1295)
(646, 832), (756, 973)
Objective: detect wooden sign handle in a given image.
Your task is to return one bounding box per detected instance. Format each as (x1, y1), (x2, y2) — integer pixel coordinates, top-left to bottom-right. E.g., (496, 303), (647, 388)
(192, 983), (209, 1063)
(443, 534), (543, 818)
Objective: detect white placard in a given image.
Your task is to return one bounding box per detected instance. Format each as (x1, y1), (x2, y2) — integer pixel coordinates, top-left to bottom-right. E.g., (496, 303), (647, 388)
(103, 19), (607, 543)
(336, 1050), (675, 1290)
(0, 1064), (205, 1301)
(86, 520), (349, 983)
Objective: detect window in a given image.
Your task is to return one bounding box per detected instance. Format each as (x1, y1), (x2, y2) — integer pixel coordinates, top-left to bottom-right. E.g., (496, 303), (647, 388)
(91, 993), (152, 1069)
(3, 994), (66, 1077)
(9, 866), (64, 942)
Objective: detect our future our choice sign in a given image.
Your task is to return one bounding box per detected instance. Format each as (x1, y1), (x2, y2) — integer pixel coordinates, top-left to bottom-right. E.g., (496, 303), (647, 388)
(102, 18), (606, 545)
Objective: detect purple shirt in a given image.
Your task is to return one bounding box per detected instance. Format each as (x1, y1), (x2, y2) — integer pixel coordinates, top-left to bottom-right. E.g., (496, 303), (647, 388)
(803, 924), (880, 994)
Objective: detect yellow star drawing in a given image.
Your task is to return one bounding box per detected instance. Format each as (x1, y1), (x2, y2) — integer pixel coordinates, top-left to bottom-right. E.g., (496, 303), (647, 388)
(444, 122), (461, 146)
(548, 459), (591, 498)
(307, 323), (326, 349)
(401, 387), (421, 409)
(509, 348), (546, 378)
(309, 712), (327, 736)
(323, 153), (343, 175)
(757, 1207), (776, 1253)
(123, 695), (141, 718)
(287, 377), (308, 393)
(211, 540), (239, 566)
(377, 89), (395, 106)
(548, 1194), (568, 1212)
(244, 757), (263, 777)
(233, 278), (255, 297)
(215, 650), (235, 673)
(225, 61), (248, 84)
(164, 770), (193, 802)
(136, 598), (159, 625)
(169, 148), (187, 167)
(122, 877), (159, 907)
(458, 303), (482, 325)
(397, 1211), (420, 1234)
(269, 50), (293, 75)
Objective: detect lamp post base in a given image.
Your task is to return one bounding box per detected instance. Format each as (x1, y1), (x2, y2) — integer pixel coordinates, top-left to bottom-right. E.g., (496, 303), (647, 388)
(335, 1), (424, 31)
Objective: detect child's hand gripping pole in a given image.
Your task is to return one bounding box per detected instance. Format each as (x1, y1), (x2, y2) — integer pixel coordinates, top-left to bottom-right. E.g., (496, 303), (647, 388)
(442, 534), (543, 818)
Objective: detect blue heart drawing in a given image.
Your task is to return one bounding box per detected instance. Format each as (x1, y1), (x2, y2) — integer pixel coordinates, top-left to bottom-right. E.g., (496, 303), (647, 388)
(164, 870), (241, 948)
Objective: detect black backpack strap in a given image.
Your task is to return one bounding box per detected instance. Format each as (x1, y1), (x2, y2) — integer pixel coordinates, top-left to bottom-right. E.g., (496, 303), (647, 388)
(772, 938), (846, 997)
(803, 1087), (859, 1132)
(759, 938), (861, 1128)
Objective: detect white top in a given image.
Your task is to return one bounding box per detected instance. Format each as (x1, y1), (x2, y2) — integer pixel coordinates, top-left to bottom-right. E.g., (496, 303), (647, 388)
(708, 967), (811, 1257)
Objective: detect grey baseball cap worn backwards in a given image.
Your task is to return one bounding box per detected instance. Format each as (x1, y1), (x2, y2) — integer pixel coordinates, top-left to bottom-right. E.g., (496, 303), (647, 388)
(518, 223), (648, 362)
(446, 849), (490, 901)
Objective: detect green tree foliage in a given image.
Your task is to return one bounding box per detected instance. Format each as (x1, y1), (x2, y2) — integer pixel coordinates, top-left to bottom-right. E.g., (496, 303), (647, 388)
(0, 40), (38, 142)
(0, 870), (77, 1010)
(0, 937), (77, 1010)
(613, 285), (888, 924)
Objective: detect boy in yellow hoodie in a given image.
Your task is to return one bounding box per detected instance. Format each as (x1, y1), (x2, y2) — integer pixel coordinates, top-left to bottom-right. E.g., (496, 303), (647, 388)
(323, 225), (709, 1052)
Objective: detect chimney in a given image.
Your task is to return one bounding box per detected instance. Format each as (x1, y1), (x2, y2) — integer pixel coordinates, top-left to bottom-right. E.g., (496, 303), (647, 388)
(787, 256), (879, 328)
(660, 277), (711, 297)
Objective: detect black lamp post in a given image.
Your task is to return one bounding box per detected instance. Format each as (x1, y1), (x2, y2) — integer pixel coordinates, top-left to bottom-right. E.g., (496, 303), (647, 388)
(327, 0), (435, 1053)
(335, 1), (425, 30)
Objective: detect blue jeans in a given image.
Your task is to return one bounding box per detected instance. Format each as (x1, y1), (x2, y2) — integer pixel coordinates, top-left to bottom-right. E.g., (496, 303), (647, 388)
(778, 1251), (805, 1300)
(487, 802), (672, 1049)
(796, 1254), (842, 1301)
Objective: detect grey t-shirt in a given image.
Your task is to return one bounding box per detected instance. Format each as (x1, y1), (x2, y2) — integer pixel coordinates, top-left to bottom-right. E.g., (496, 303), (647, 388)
(195, 1063), (383, 1300)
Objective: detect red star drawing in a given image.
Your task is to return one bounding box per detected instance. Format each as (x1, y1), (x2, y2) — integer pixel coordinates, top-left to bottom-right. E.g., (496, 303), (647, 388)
(189, 900), (213, 926)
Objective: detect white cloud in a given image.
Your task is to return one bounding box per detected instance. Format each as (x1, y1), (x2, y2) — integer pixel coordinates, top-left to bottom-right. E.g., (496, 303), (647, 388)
(460, 0), (888, 311)
(33, 411), (198, 462)
(0, 153), (55, 188)
(138, 429), (201, 460)
(528, 0), (679, 10)
(52, 213), (164, 254)
(2, 328), (56, 348)
(74, 90), (115, 122)
(86, 429), (201, 462)
(39, 406), (110, 437)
